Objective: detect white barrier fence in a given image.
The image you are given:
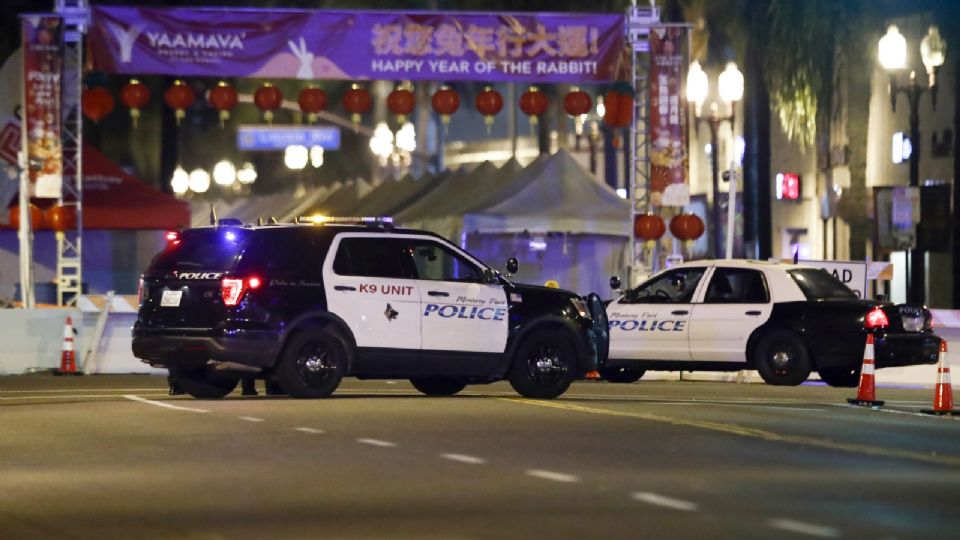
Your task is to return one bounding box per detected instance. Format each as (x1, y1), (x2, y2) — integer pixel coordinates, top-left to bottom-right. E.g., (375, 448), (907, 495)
(0, 297), (958, 386)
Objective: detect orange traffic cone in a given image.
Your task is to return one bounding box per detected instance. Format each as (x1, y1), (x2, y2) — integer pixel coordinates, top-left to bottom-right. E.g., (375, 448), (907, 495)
(584, 370), (601, 381)
(53, 316), (81, 376)
(922, 340), (959, 416)
(847, 333), (884, 407)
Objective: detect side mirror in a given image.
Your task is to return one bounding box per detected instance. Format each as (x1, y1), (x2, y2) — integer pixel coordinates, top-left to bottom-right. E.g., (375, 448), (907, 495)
(609, 276), (622, 290)
(482, 268), (496, 284)
(506, 257), (519, 275)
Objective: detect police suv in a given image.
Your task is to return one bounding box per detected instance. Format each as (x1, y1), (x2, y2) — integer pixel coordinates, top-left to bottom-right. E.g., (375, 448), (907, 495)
(601, 260), (940, 386)
(132, 218), (605, 399)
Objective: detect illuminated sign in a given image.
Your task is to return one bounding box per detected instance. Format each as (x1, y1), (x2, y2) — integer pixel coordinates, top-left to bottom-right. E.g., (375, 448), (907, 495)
(775, 172), (801, 201)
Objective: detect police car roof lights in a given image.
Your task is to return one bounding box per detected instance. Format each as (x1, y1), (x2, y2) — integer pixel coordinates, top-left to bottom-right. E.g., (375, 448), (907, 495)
(302, 215), (394, 227)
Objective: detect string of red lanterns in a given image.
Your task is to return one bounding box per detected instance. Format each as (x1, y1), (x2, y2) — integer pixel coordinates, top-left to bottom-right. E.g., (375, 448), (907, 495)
(518, 86), (548, 127)
(253, 82), (282, 124)
(297, 86), (327, 124)
(386, 86), (415, 124)
(207, 81), (238, 128)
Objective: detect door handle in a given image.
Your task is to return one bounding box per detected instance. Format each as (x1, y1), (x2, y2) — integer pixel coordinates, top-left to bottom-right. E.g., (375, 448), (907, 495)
(428, 291), (449, 297)
(671, 310), (689, 316)
(334, 285), (356, 292)
(745, 310), (762, 316)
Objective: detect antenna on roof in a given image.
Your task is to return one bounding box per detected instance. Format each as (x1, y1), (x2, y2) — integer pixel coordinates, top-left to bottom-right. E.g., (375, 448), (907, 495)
(793, 249), (799, 264)
(209, 205), (218, 226)
(257, 217), (264, 226)
(269, 217), (278, 224)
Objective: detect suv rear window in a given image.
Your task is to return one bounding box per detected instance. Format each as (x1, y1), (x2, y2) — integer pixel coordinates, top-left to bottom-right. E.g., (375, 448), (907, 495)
(787, 268), (857, 300)
(148, 229), (250, 272)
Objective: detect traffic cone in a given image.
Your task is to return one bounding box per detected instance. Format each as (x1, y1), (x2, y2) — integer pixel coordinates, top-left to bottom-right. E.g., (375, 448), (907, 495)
(53, 316), (81, 376)
(922, 340), (959, 416)
(584, 370), (601, 381)
(847, 333), (884, 407)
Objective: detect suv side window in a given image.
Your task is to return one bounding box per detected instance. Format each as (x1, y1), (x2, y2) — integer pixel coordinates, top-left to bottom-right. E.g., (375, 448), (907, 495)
(402, 239), (484, 283)
(621, 267), (705, 304)
(333, 237), (408, 278)
(704, 268), (770, 303)
(236, 229), (315, 274)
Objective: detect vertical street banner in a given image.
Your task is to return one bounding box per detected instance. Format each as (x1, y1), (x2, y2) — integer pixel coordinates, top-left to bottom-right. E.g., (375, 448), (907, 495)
(649, 26), (689, 207)
(88, 7), (624, 83)
(21, 15), (63, 198)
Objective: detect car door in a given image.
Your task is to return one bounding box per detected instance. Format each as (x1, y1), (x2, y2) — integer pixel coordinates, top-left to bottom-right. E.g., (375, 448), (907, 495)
(607, 266), (707, 361)
(688, 266), (772, 362)
(402, 236), (508, 375)
(323, 234), (421, 369)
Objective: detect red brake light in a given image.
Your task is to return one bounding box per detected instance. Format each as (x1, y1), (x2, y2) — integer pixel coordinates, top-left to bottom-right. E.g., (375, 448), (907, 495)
(221, 278), (245, 306)
(865, 307), (889, 329)
(247, 276), (261, 289)
(166, 231), (180, 242)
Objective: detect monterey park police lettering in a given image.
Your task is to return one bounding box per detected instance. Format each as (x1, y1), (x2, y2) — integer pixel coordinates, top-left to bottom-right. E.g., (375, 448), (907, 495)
(608, 318), (686, 332)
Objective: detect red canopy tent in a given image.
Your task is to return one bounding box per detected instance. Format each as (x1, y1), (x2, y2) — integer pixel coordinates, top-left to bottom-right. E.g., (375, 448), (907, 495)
(6, 144), (190, 230)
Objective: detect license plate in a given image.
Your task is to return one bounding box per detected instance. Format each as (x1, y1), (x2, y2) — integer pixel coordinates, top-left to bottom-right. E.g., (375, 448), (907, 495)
(160, 290), (183, 307)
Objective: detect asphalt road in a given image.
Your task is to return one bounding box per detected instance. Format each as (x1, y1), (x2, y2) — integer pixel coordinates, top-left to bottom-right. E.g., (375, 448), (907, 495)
(2, 374), (959, 539)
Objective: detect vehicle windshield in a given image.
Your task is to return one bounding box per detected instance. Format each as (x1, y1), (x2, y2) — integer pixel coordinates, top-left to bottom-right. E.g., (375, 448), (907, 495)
(787, 268), (858, 300)
(148, 228), (251, 272)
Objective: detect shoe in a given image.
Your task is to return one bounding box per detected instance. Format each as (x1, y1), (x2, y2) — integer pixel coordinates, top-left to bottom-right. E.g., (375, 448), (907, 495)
(168, 385), (184, 396)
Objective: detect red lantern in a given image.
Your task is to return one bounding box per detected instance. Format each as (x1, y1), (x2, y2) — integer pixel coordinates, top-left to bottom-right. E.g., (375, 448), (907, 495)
(163, 80), (195, 126)
(208, 82), (238, 128)
(81, 87), (114, 123)
(616, 94), (634, 127)
(119, 79), (150, 128)
(342, 84), (372, 126)
(8, 204), (44, 231)
(254, 83), (283, 124)
(603, 83), (635, 128)
(669, 213), (705, 242)
(44, 204), (77, 232)
(298, 87), (327, 124)
(519, 86), (548, 127)
(475, 86), (503, 132)
(431, 86), (460, 127)
(634, 214), (666, 243)
(563, 89), (592, 117)
(387, 87), (415, 125)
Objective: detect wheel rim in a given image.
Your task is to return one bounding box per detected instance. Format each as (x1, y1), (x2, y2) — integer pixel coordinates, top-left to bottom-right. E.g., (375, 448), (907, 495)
(768, 341), (797, 376)
(525, 342), (568, 386)
(296, 342), (337, 386)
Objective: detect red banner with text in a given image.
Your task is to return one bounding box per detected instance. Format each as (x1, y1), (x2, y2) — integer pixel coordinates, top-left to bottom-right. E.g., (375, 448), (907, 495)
(21, 15), (63, 198)
(649, 26), (689, 207)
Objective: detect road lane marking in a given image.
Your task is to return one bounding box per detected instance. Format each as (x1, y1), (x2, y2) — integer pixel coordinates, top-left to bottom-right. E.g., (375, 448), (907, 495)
(525, 469), (579, 483)
(3, 393), (170, 400)
(630, 492), (698, 511)
(295, 427), (324, 434)
(357, 438), (396, 447)
(768, 518), (839, 538)
(123, 395), (209, 413)
(440, 453), (487, 465)
(502, 398), (960, 467)
(238, 416), (264, 423)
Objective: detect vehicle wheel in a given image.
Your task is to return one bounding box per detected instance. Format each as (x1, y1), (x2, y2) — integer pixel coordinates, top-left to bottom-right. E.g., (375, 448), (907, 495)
(508, 330), (577, 399)
(172, 368), (239, 399)
(276, 328), (348, 398)
(754, 330), (812, 386)
(599, 367), (645, 384)
(817, 366), (860, 388)
(410, 376), (467, 396)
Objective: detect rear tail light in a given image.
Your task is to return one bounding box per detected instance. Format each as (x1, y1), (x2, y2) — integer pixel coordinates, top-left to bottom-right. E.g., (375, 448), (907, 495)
(221, 276), (262, 306)
(165, 231), (180, 245)
(865, 307), (889, 329)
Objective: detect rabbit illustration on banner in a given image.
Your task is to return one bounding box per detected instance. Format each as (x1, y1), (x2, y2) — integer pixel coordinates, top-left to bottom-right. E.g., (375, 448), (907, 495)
(288, 37), (315, 79)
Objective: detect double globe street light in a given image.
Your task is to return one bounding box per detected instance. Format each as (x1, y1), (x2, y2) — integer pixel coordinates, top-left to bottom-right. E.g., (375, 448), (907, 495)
(877, 24), (947, 304)
(686, 60), (744, 258)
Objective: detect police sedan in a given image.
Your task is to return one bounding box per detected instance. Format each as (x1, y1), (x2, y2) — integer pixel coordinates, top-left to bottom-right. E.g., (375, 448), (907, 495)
(600, 260), (941, 386)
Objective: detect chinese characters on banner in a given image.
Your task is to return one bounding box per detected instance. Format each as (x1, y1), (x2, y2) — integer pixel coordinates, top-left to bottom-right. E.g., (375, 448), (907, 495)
(649, 27), (689, 207)
(21, 15), (63, 198)
(89, 7), (624, 83)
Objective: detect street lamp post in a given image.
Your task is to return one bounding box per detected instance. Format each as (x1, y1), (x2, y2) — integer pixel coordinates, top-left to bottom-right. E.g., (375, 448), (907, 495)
(687, 61), (744, 259)
(878, 24), (946, 305)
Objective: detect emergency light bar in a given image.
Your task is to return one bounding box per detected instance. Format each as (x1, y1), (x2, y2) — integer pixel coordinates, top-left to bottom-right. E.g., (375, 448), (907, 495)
(302, 215), (394, 226)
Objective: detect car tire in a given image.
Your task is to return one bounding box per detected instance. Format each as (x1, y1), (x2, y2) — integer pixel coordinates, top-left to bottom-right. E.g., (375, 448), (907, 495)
(276, 328), (348, 398)
(599, 367), (645, 384)
(172, 368), (239, 399)
(409, 376), (467, 396)
(508, 330), (577, 399)
(755, 329), (812, 386)
(817, 366), (860, 388)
